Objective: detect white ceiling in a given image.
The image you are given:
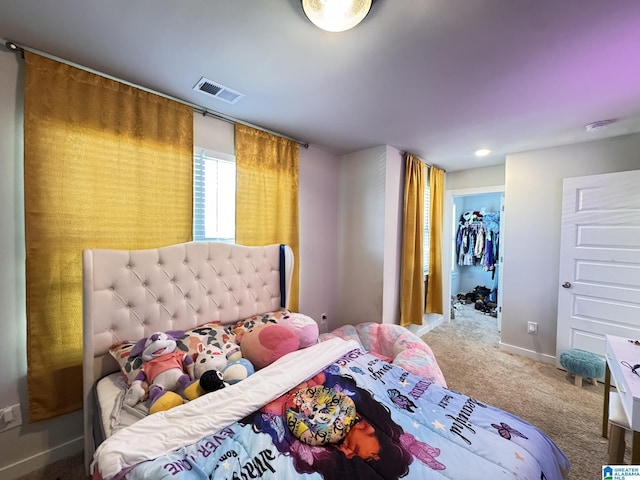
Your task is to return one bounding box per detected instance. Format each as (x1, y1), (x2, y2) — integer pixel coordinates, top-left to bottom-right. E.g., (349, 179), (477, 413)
(1, 0), (640, 172)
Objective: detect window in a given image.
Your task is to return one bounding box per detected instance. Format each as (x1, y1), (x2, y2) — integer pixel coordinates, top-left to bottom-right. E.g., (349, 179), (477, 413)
(423, 178), (430, 275)
(193, 148), (236, 242)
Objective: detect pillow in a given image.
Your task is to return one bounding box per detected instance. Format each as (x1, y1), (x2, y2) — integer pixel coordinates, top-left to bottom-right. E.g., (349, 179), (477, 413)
(240, 324), (300, 370)
(231, 310), (318, 348)
(278, 312), (319, 348)
(109, 323), (237, 386)
(108, 310), (293, 385)
(284, 385), (356, 445)
(230, 310), (291, 343)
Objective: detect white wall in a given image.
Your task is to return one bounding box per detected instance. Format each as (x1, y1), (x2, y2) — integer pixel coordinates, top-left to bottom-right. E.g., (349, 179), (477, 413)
(337, 146), (387, 326)
(0, 44), (22, 422)
(382, 146), (404, 325)
(193, 113), (235, 154)
(299, 145), (340, 330)
(501, 135), (640, 362)
(335, 145), (405, 328)
(446, 164), (506, 190)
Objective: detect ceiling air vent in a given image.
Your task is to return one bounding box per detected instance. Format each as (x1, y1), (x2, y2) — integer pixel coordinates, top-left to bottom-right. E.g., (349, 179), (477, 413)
(193, 77), (245, 104)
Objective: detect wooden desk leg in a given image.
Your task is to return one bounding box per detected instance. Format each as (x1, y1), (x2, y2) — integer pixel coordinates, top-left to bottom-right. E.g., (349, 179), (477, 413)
(633, 431), (640, 465)
(603, 363), (611, 438)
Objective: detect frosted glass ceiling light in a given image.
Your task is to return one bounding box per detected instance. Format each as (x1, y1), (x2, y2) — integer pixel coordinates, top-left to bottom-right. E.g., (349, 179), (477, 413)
(302, 0), (372, 32)
(475, 148), (492, 157)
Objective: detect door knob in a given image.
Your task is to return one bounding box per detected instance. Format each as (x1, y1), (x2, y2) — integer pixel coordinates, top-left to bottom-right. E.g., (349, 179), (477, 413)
(562, 282), (572, 288)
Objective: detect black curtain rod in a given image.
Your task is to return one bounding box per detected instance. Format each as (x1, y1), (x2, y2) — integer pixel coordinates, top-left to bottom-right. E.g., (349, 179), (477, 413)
(4, 40), (309, 149)
(400, 150), (443, 171)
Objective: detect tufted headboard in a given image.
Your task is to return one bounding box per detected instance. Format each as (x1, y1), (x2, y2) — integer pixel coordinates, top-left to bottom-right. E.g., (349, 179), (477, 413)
(82, 241), (293, 468)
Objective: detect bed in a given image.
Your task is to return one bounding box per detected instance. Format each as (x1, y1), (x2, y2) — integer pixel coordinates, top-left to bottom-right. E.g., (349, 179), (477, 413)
(83, 241), (570, 480)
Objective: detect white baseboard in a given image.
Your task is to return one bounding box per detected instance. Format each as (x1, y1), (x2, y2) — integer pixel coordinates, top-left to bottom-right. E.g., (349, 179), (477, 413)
(0, 436), (83, 480)
(498, 341), (557, 365)
(407, 313), (444, 337)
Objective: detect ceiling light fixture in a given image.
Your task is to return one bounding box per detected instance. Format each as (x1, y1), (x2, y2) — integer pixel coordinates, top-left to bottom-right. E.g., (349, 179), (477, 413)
(475, 148), (492, 157)
(302, 0), (372, 32)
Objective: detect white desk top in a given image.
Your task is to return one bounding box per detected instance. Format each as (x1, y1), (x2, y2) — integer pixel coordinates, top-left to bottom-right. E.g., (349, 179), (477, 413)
(606, 334), (640, 429)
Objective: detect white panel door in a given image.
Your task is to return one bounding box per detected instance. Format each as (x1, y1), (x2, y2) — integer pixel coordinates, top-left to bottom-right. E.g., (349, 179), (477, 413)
(556, 169), (640, 361)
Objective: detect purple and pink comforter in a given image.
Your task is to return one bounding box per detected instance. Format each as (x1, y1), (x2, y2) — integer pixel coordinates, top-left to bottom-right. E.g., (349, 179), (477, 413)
(92, 338), (569, 480)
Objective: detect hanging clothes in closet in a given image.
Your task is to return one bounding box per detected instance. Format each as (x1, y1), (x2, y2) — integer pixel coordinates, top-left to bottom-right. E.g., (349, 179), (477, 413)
(455, 210), (500, 272)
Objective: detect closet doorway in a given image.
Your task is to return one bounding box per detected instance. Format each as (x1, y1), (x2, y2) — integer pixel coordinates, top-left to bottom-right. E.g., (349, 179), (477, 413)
(443, 186), (504, 343)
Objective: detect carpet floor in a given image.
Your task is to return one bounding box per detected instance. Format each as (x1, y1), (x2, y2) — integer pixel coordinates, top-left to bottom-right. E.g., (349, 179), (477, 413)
(15, 450), (86, 480)
(422, 302), (629, 480)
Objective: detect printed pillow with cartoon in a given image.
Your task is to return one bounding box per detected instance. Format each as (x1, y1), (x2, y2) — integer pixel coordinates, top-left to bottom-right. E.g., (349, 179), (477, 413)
(284, 385), (357, 446)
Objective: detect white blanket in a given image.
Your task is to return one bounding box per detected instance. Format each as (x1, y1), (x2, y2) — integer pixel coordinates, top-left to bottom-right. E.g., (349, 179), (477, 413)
(93, 338), (359, 480)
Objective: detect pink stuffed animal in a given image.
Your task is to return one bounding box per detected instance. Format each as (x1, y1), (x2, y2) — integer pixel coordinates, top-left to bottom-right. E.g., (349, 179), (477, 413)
(124, 331), (195, 412)
(278, 313), (319, 348)
(240, 324), (300, 370)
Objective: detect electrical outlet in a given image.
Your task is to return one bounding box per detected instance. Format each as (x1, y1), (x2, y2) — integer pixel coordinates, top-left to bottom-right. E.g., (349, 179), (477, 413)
(0, 403), (22, 433)
(320, 313), (328, 333)
(527, 322), (538, 334)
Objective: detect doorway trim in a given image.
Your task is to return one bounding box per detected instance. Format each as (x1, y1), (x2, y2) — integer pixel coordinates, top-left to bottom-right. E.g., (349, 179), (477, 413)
(443, 185), (505, 329)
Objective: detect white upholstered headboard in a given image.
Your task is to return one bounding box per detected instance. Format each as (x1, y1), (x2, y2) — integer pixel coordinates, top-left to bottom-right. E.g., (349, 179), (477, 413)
(82, 241), (293, 470)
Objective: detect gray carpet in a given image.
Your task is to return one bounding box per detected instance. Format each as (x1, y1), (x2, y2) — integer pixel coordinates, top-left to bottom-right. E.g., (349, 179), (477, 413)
(422, 302), (627, 480)
(15, 450), (86, 480)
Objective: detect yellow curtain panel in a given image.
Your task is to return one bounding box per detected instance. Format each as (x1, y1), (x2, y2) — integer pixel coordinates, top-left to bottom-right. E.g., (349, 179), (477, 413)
(234, 124), (300, 311)
(426, 166), (445, 314)
(24, 52), (193, 421)
(400, 154), (425, 326)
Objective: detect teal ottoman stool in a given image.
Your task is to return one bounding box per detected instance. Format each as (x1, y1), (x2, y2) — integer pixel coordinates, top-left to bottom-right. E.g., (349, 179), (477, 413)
(559, 348), (605, 387)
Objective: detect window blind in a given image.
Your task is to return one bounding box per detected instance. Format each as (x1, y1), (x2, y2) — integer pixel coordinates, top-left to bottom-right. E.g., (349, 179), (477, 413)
(423, 177), (431, 274)
(193, 148), (236, 242)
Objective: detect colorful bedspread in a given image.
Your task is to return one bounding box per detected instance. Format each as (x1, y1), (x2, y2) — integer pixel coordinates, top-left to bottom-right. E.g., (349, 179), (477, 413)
(94, 338), (569, 480)
(320, 322), (447, 387)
